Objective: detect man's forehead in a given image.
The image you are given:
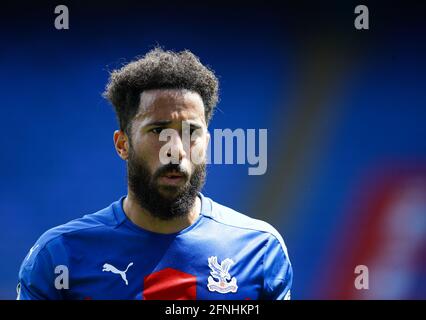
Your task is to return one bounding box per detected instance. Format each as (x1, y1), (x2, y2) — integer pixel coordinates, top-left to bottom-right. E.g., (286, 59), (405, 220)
(137, 89), (205, 120)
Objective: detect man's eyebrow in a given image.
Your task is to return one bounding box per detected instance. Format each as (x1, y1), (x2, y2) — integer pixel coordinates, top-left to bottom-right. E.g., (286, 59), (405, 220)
(144, 120), (203, 128)
(144, 120), (172, 127)
(186, 122), (203, 129)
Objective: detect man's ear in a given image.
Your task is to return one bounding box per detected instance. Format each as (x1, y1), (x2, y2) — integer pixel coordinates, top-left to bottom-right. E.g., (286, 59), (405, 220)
(113, 130), (129, 160)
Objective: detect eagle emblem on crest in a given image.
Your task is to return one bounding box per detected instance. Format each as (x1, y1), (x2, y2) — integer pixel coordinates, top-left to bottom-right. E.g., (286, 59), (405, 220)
(207, 256), (238, 293)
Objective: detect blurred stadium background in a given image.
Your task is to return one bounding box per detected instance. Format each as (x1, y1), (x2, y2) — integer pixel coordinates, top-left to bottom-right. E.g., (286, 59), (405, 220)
(0, 1), (424, 299)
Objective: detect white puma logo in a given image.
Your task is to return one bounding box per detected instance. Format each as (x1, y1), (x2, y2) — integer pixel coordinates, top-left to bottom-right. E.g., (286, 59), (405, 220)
(102, 262), (134, 285)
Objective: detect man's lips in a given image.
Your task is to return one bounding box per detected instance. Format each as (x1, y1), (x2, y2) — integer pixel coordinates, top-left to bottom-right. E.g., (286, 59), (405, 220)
(158, 171), (187, 186)
(163, 172), (185, 178)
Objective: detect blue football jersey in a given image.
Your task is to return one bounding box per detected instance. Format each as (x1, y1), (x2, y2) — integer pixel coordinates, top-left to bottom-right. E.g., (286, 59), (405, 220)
(17, 193), (293, 300)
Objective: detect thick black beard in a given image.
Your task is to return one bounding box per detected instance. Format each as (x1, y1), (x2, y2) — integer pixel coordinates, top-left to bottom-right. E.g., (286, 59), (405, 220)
(127, 149), (206, 221)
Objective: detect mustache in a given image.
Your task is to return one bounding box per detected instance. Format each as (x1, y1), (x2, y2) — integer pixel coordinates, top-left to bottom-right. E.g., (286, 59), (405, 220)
(153, 163), (189, 180)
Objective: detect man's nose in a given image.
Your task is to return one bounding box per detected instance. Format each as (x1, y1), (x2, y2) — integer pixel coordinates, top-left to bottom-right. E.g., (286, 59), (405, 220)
(167, 132), (188, 163)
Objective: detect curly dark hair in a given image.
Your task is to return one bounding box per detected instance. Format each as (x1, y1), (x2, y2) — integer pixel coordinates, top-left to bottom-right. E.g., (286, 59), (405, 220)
(103, 48), (219, 134)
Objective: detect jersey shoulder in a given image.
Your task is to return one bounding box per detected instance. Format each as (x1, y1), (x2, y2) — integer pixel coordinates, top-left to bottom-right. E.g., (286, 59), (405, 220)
(21, 200), (121, 268)
(202, 195), (288, 253)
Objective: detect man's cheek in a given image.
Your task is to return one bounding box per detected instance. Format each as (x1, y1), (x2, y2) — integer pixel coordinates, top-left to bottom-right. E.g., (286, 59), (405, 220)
(190, 141), (207, 165)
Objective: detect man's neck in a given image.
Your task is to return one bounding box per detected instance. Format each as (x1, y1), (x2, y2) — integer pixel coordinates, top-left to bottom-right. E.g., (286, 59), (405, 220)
(122, 191), (201, 234)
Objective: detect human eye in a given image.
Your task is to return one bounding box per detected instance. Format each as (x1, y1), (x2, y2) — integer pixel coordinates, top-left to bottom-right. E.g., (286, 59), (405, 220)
(150, 127), (165, 134)
(186, 124), (202, 136)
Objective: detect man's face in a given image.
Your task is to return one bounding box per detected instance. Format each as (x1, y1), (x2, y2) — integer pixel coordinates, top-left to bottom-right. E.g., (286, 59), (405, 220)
(125, 89), (209, 219)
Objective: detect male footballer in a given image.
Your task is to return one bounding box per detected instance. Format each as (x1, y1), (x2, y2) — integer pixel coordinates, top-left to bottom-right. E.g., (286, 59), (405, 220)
(17, 48), (293, 300)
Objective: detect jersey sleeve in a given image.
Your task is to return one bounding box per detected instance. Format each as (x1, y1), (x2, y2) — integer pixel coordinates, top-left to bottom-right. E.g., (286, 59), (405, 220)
(17, 239), (65, 300)
(262, 234), (293, 300)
